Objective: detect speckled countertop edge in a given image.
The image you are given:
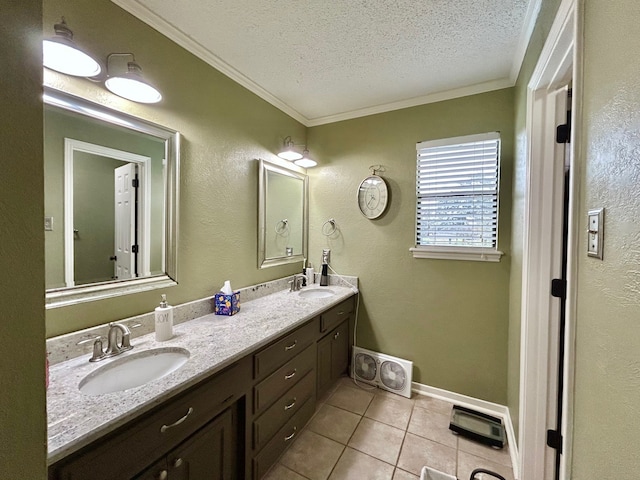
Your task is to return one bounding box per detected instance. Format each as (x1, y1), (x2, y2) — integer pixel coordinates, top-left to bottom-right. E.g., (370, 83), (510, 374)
(47, 278), (358, 465)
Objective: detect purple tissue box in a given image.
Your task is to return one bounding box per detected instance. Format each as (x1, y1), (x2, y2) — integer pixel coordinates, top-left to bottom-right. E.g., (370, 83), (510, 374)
(214, 291), (240, 316)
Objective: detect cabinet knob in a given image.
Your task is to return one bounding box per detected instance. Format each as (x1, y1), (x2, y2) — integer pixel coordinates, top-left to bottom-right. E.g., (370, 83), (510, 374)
(334, 331), (340, 340)
(157, 470), (168, 480)
(173, 457), (184, 468)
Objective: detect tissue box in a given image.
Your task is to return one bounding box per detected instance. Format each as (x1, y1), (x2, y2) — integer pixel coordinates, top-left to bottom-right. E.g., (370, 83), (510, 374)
(214, 291), (240, 316)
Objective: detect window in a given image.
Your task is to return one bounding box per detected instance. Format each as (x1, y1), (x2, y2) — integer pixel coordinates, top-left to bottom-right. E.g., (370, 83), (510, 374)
(410, 132), (503, 262)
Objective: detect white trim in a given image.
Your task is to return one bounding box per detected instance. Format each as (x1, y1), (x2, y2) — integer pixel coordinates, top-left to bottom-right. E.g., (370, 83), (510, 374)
(510, 0), (544, 83)
(410, 246), (503, 262)
(519, 1), (576, 479)
(417, 131), (501, 150)
(412, 382), (519, 480)
(63, 139), (152, 285)
(306, 78), (513, 127)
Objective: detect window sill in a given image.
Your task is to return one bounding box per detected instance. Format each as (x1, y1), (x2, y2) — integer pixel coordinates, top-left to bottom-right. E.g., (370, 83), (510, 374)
(410, 246), (503, 262)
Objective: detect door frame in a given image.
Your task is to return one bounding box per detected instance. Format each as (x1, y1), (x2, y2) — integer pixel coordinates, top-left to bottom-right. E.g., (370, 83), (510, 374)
(64, 139), (152, 286)
(518, 0), (579, 478)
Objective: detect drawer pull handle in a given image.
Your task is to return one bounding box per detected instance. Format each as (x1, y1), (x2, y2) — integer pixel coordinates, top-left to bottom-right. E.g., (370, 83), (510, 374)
(284, 427), (297, 442)
(284, 340), (298, 351)
(160, 407), (194, 433)
(337, 311), (345, 316)
(334, 331), (340, 340)
(284, 398), (297, 410)
(284, 369), (297, 380)
(158, 470), (168, 480)
(173, 458), (184, 468)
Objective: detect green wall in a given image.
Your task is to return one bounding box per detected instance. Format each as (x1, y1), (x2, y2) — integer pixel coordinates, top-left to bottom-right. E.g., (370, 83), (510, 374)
(509, 0), (562, 439)
(0, 1), (47, 477)
(571, 1), (640, 477)
(44, 0), (305, 336)
(308, 89), (514, 404)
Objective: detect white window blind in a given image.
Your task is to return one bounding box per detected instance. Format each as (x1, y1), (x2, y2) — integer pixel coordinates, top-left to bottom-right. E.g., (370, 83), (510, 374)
(415, 132), (500, 251)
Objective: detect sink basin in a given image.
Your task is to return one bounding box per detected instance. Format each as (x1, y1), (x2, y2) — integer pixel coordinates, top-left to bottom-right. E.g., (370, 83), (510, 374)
(298, 288), (336, 299)
(79, 347), (190, 395)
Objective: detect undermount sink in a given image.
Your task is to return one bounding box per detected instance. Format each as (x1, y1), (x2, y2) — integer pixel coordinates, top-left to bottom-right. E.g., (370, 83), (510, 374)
(298, 288), (336, 299)
(79, 347), (190, 395)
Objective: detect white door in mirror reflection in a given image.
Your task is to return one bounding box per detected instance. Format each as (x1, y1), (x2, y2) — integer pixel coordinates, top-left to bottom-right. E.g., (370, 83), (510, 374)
(64, 139), (152, 287)
(114, 163), (137, 280)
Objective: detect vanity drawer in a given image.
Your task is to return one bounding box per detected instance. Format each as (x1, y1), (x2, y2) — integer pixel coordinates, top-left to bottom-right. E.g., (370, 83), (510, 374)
(52, 357), (251, 480)
(253, 370), (315, 451)
(320, 296), (355, 333)
(254, 343), (316, 415)
(253, 319), (317, 380)
(252, 397), (315, 480)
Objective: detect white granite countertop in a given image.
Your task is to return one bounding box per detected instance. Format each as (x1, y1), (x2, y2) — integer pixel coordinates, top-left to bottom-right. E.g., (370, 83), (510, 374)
(47, 284), (357, 465)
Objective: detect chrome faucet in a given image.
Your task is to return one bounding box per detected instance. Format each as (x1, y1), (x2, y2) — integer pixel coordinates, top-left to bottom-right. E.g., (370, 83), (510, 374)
(89, 323), (133, 362)
(289, 274), (306, 292)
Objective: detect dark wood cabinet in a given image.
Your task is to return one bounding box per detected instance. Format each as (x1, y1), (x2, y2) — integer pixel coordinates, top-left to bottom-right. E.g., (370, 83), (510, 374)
(135, 405), (237, 480)
(49, 293), (357, 480)
(317, 319), (349, 398)
(49, 359), (251, 480)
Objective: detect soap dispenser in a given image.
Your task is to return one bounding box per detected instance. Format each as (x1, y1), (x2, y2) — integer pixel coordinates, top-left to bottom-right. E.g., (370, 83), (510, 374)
(155, 294), (174, 341)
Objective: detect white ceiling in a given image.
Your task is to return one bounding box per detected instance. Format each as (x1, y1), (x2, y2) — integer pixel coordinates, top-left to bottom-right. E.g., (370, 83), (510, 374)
(112, 0), (540, 126)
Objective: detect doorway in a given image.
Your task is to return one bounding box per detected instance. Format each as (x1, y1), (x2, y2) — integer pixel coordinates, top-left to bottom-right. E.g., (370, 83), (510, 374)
(518, 0), (578, 479)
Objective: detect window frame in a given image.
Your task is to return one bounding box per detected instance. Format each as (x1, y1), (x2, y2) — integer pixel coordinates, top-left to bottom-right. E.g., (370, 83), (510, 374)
(410, 132), (504, 262)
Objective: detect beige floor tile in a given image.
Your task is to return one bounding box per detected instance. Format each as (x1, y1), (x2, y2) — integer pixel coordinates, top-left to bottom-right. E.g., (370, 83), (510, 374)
(262, 463), (309, 480)
(280, 430), (345, 480)
(457, 437), (511, 468)
(348, 417), (405, 465)
(407, 407), (457, 448)
(326, 384), (374, 415)
(457, 451), (514, 480)
(375, 388), (416, 406)
(328, 447), (395, 480)
(307, 403), (362, 444)
(397, 432), (457, 477)
(364, 395), (413, 430)
(413, 394), (455, 417)
(392, 468), (420, 480)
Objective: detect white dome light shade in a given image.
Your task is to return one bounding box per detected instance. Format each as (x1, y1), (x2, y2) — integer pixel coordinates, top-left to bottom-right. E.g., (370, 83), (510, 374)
(105, 62), (162, 104)
(42, 19), (101, 77)
(294, 158), (317, 168)
(277, 136), (303, 161)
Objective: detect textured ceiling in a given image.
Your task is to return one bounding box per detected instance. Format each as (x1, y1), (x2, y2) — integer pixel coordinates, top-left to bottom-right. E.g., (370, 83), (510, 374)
(112, 0), (539, 126)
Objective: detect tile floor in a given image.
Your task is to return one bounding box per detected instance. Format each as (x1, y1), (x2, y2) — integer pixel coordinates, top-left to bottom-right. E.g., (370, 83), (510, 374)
(263, 377), (515, 480)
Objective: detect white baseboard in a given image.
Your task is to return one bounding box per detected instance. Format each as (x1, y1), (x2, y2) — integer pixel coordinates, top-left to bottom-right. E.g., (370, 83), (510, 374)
(412, 382), (520, 480)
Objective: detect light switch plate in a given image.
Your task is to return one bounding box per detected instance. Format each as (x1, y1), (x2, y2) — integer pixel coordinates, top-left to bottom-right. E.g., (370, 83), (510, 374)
(587, 208), (604, 259)
(44, 216), (53, 231)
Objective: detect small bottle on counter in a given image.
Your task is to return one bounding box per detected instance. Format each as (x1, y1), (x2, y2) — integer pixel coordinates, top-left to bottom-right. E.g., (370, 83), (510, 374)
(320, 263), (329, 286)
(306, 263), (314, 286)
(155, 294), (174, 341)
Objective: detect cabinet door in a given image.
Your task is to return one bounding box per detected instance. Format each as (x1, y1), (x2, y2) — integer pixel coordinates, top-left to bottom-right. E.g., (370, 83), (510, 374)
(317, 320), (350, 398)
(135, 407), (236, 480)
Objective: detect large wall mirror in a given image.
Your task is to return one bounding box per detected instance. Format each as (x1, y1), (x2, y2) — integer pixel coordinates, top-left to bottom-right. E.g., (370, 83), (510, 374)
(44, 88), (179, 308)
(258, 159), (308, 268)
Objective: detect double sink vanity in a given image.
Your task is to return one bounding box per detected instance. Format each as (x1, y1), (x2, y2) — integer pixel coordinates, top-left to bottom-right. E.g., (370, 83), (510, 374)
(47, 276), (358, 480)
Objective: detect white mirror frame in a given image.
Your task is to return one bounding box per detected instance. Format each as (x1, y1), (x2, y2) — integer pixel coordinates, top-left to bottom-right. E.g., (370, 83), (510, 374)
(258, 159), (308, 269)
(44, 87), (180, 308)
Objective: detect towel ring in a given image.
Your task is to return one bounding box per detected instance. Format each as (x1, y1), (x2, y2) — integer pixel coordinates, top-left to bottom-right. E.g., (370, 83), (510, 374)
(275, 219), (289, 235)
(322, 218), (337, 236)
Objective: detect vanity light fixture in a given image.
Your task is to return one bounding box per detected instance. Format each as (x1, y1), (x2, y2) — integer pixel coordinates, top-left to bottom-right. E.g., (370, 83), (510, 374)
(42, 17), (102, 77)
(105, 53), (162, 104)
(277, 136), (304, 161)
(294, 149), (317, 168)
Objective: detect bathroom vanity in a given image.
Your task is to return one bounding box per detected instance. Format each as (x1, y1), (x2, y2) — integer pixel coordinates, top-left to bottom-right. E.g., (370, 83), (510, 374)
(47, 282), (357, 480)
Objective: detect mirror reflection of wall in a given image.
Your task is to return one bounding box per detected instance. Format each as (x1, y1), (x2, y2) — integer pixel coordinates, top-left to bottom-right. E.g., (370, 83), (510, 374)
(265, 169), (304, 258)
(44, 104), (165, 290)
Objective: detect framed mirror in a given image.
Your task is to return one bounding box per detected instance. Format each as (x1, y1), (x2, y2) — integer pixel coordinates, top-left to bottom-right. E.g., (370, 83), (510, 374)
(258, 159), (308, 268)
(44, 88), (179, 308)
